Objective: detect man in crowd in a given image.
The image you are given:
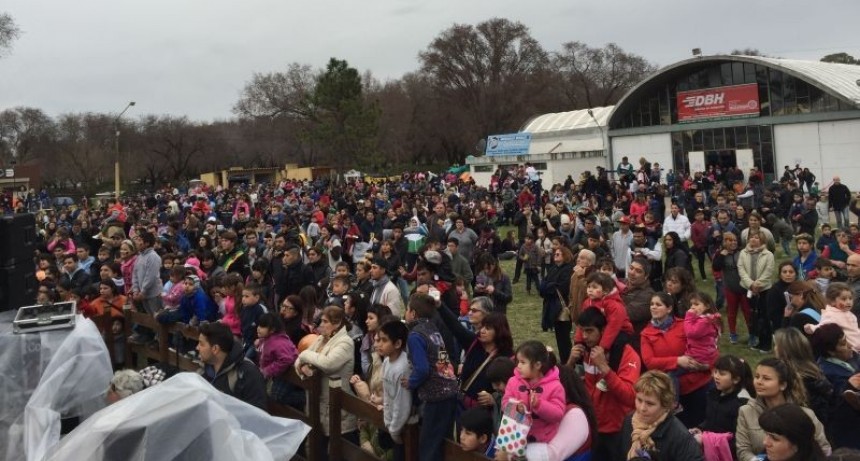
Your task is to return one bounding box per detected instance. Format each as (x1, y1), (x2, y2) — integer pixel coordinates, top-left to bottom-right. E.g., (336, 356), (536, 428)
(197, 322), (267, 409)
(829, 176), (852, 229)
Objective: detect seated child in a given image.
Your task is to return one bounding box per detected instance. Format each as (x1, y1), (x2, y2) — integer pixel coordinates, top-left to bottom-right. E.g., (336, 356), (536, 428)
(458, 407), (495, 458)
(817, 223), (835, 252)
(689, 355), (753, 457)
(239, 283), (268, 359)
(325, 274), (351, 308)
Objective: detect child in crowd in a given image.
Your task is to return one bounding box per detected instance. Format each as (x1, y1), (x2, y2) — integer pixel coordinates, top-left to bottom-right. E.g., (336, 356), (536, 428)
(254, 313), (298, 402)
(161, 266), (187, 312)
(485, 356), (516, 432)
(690, 355), (754, 456)
(248, 259), (274, 308)
(379, 318), (412, 461)
(405, 293), (458, 461)
(502, 341), (566, 448)
(325, 274), (351, 308)
(806, 283), (860, 352)
(816, 193), (830, 225)
(517, 234), (542, 295)
(160, 253), (175, 284)
(219, 273), (243, 337)
(537, 227), (553, 278)
(814, 258), (837, 294)
(240, 283), (268, 359)
(573, 272), (633, 357)
(673, 292), (721, 408)
(816, 223), (836, 252)
(458, 408), (495, 458)
(597, 257), (626, 292)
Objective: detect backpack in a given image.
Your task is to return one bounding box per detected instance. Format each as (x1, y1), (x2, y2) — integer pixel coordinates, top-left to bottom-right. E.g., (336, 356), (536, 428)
(411, 322), (458, 402)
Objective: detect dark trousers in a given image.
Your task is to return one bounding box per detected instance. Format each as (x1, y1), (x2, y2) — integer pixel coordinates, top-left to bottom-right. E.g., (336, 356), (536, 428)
(593, 431), (623, 461)
(691, 246), (709, 279)
(319, 430), (359, 461)
(677, 381), (713, 428)
(419, 398), (457, 461)
(751, 290), (772, 350)
(513, 239), (525, 280)
(524, 267), (540, 292)
(554, 320), (573, 364)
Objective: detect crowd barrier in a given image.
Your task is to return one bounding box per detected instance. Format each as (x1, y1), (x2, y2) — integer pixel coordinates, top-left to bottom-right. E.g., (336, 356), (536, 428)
(117, 309), (488, 461)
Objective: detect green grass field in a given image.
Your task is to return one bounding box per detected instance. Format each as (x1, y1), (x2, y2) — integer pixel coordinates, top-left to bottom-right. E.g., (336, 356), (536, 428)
(498, 236), (798, 370)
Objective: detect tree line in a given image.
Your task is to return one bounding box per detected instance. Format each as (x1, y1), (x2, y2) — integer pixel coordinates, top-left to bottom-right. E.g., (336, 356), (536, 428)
(1, 15), (857, 193)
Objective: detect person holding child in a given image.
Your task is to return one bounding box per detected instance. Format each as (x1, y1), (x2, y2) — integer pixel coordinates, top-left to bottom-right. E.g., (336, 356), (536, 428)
(639, 291), (712, 428)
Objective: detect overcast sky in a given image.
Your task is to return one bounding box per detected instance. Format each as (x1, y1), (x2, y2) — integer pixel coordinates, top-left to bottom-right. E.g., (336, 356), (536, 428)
(2, 0), (859, 122)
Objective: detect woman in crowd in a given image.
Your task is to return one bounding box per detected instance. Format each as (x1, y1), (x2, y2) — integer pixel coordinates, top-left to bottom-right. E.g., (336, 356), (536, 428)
(741, 211), (776, 253)
(118, 239), (137, 296)
(199, 250), (225, 281)
(736, 357), (831, 461)
(438, 304), (513, 410)
(473, 253), (512, 315)
(540, 246), (574, 364)
(279, 294), (310, 346)
(663, 231), (691, 275)
(783, 280), (826, 335)
(738, 230), (775, 352)
(639, 291), (712, 428)
(663, 266), (696, 317)
(295, 306), (358, 459)
(767, 261), (798, 336)
(620, 370), (704, 460)
(811, 323), (860, 450)
(85, 279), (127, 320)
(773, 328), (832, 425)
(758, 403), (828, 461)
(713, 231), (753, 345)
(353, 260), (374, 300)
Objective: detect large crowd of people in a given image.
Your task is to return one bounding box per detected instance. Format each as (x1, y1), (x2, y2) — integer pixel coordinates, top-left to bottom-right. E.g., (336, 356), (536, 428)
(17, 158), (860, 460)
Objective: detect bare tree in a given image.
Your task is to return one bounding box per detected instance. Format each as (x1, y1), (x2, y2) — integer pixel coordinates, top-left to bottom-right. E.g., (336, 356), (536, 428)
(419, 18), (550, 162)
(0, 107), (55, 164)
(233, 63), (317, 119)
(553, 42), (657, 109)
(49, 113), (114, 192)
(137, 116), (206, 183)
(0, 13), (20, 57)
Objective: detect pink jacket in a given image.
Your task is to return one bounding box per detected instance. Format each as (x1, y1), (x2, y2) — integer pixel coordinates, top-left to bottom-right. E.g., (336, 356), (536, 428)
(120, 255), (137, 296)
(684, 310), (720, 365)
(502, 366), (566, 443)
(702, 431), (734, 461)
(221, 295), (241, 336)
(256, 332), (298, 379)
(807, 305), (860, 352)
(162, 281), (185, 310)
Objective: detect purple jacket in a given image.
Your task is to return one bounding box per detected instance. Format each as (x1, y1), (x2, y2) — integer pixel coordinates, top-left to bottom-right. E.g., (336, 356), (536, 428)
(256, 332), (298, 379)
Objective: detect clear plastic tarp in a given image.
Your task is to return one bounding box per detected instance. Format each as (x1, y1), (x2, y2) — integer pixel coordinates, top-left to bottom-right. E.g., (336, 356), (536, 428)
(0, 312), (113, 461)
(44, 372), (311, 461)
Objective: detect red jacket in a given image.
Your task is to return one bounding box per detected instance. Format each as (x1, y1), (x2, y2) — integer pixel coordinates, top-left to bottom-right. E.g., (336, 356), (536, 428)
(691, 220), (710, 250)
(584, 344), (640, 434)
(640, 318), (712, 395)
(573, 290), (634, 350)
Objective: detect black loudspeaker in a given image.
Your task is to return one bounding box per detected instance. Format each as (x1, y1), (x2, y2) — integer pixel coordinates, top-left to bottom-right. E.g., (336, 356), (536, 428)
(0, 213), (36, 267)
(0, 264), (37, 311)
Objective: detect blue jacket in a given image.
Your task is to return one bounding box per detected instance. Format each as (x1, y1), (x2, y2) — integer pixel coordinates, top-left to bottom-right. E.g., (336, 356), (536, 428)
(179, 288), (218, 323)
(793, 251), (818, 280)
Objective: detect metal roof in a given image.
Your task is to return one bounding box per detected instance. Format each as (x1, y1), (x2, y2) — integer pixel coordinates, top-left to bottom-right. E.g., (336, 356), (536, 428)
(752, 56), (860, 106)
(521, 106), (613, 134)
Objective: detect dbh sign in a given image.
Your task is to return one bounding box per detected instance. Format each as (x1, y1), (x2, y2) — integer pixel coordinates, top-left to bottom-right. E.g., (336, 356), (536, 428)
(677, 83), (760, 122)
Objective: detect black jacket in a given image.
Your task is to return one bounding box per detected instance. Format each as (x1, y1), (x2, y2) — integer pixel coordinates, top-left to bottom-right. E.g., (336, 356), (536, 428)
(621, 413), (704, 461)
(830, 183), (852, 209)
(201, 340), (267, 409)
(699, 387), (749, 434)
(280, 260), (314, 298)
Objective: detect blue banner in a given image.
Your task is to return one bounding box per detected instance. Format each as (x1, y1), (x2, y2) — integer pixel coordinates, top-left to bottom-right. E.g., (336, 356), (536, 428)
(485, 133), (531, 156)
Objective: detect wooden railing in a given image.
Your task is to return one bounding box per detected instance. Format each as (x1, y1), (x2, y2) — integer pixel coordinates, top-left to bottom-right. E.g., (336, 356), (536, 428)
(329, 387), (420, 461)
(117, 310), (498, 460)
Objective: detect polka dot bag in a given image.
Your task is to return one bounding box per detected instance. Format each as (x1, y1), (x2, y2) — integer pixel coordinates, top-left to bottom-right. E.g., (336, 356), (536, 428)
(495, 399), (532, 460)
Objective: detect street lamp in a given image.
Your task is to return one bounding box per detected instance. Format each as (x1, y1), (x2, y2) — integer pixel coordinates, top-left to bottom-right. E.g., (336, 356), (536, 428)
(114, 101), (136, 199)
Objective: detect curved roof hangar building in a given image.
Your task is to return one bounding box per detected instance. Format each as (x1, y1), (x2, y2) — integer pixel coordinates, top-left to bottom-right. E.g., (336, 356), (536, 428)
(607, 55), (860, 187)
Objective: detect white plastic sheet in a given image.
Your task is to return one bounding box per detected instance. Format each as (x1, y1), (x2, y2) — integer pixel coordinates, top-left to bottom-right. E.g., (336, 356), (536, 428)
(45, 373), (311, 461)
(0, 313), (113, 461)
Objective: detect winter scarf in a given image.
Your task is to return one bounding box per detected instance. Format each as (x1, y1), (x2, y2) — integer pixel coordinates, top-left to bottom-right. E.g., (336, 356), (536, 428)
(627, 408), (670, 460)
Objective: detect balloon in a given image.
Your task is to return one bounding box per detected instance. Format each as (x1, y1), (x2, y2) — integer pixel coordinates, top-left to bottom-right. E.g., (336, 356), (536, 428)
(297, 334), (319, 353)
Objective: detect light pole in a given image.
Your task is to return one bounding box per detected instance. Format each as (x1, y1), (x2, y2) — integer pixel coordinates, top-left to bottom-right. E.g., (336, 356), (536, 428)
(587, 108), (608, 170)
(114, 101), (136, 199)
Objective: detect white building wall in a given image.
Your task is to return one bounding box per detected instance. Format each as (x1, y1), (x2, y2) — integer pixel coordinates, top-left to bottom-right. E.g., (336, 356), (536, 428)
(775, 120), (860, 190)
(611, 134), (674, 173)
